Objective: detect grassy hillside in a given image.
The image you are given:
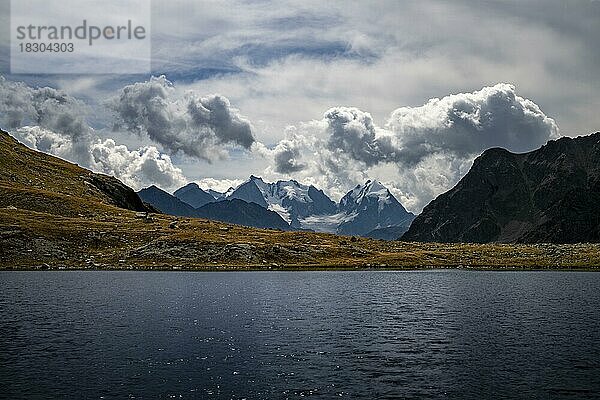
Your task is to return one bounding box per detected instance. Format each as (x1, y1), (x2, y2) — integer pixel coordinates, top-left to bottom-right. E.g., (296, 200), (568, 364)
(1, 130), (600, 270)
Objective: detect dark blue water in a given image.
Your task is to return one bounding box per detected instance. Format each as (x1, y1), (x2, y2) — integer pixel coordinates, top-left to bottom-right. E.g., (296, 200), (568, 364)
(1, 271), (599, 399)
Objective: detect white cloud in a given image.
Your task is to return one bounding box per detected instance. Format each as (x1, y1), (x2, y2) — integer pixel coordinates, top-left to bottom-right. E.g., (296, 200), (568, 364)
(148, 0), (599, 148)
(3, 77), (189, 192)
(385, 83), (559, 163)
(13, 126), (75, 160)
(196, 178), (244, 193)
(264, 83), (559, 212)
(271, 127), (308, 173)
(12, 126), (187, 191)
(90, 139), (187, 191)
(0, 76), (93, 166)
(5, 1), (598, 210)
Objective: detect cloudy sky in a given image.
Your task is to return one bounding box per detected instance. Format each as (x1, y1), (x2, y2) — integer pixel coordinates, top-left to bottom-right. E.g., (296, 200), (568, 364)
(1, 0), (599, 212)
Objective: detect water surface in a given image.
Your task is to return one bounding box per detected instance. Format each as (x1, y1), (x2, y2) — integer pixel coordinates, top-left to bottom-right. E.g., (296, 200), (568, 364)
(1, 271), (599, 399)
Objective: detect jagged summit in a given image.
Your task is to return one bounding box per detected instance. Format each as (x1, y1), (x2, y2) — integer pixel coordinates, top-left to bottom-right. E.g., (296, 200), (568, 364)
(337, 180), (414, 237)
(165, 176), (414, 238)
(340, 180), (394, 209)
(224, 177), (337, 227)
(196, 176), (414, 237)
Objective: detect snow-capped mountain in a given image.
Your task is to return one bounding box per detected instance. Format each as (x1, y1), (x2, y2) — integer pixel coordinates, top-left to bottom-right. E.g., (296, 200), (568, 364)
(227, 176), (269, 208)
(170, 177), (415, 239)
(337, 180), (415, 237)
(227, 176), (337, 227)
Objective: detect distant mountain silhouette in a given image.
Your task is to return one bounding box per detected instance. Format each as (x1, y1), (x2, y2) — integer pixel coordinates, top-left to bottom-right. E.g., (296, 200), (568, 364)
(174, 183), (216, 208)
(196, 199), (291, 231)
(168, 177), (414, 238)
(138, 186), (198, 217)
(402, 132), (600, 243)
(227, 176), (269, 208)
(3, 127), (598, 268)
(138, 186), (291, 231)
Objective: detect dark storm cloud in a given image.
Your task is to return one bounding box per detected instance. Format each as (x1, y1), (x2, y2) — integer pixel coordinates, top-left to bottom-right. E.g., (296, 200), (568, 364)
(187, 94), (254, 149)
(273, 138), (306, 174)
(324, 107), (385, 167)
(109, 76), (256, 161)
(0, 76), (93, 165)
(0, 77), (90, 138)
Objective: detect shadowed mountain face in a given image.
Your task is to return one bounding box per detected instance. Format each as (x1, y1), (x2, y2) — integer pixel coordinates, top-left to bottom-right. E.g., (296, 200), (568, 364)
(226, 176), (337, 227)
(173, 183), (215, 208)
(402, 132), (600, 243)
(213, 177), (412, 237)
(3, 128), (600, 269)
(139, 186), (199, 217)
(196, 199), (291, 231)
(138, 185), (291, 230)
(227, 177), (269, 209)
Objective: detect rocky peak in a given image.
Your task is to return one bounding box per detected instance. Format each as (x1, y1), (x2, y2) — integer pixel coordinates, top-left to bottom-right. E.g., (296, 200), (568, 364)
(402, 132), (600, 243)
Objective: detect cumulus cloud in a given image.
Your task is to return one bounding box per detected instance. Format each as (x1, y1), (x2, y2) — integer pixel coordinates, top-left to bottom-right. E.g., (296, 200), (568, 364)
(0, 77), (93, 165)
(2, 77), (189, 191)
(272, 128), (307, 173)
(0, 77), (90, 138)
(109, 75), (256, 161)
(0, 77), (35, 129)
(196, 177), (245, 194)
(267, 83), (560, 211)
(1, 76), (562, 211)
(320, 83), (559, 168)
(385, 83), (560, 164)
(13, 126), (75, 160)
(188, 95), (255, 148)
(12, 126), (187, 191)
(90, 140), (187, 190)
(30, 87), (91, 140)
(324, 107), (385, 167)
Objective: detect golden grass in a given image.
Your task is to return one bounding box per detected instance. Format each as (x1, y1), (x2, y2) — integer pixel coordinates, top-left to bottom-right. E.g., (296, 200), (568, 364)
(2, 130), (600, 270)
(3, 207), (600, 270)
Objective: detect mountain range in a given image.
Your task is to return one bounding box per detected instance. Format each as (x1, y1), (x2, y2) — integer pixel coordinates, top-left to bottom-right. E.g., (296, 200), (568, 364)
(3, 127), (463, 268)
(138, 185), (291, 230)
(2, 125), (600, 271)
(6, 126), (598, 270)
(138, 176), (415, 238)
(402, 132), (600, 243)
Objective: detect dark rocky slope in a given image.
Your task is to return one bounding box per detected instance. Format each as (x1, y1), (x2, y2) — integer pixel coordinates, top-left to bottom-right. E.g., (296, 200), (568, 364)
(402, 132), (600, 243)
(138, 186), (291, 231)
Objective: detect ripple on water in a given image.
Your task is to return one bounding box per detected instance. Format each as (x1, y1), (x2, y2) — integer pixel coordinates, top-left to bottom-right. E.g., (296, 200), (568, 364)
(1, 270), (600, 399)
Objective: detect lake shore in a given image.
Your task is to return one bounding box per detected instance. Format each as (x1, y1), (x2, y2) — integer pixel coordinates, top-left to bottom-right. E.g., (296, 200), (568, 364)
(3, 207), (599, 270)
